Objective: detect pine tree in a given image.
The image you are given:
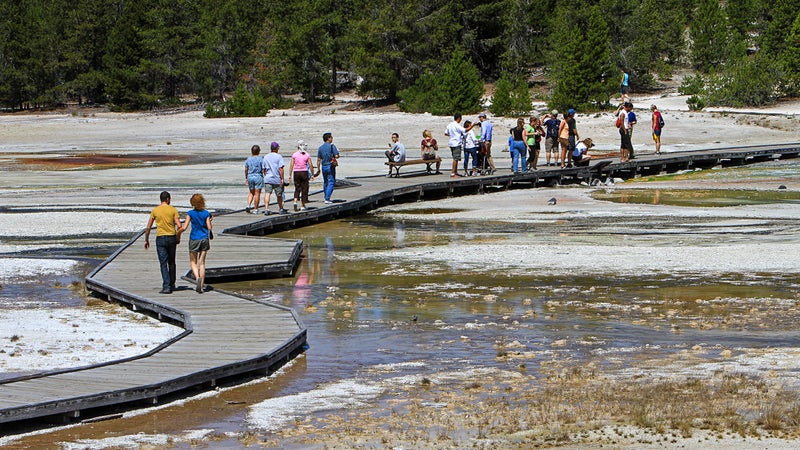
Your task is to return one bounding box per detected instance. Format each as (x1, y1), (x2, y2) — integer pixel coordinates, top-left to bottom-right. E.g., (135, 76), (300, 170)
(548, 6), (614, 111)
(690, 0), (732, 73)
(435, 49), (484, 115)
(489, 76), (513, 116)
(782, 12), (800, 95)
(759, 0), (800, 58)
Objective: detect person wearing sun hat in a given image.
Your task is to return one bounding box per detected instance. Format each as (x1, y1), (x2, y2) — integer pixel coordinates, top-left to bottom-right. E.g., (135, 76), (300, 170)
(262, 141), (288, 214)
(288, 140), (315, 211)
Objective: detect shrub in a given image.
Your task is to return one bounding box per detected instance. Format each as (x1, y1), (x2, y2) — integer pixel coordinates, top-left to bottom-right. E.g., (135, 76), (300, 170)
(397, 72), (441, 114)
(203, 85), (287, 118)
(489, 77), (513, 116)
(687, 95), (705, 111)
(703, 57), (778, 107)
(679, 75), (705, 96)
(399, 50), (483, 116)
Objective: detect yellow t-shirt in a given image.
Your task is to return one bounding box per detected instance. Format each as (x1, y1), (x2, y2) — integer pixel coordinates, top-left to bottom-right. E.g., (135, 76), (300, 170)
(150, 204), (179, 236)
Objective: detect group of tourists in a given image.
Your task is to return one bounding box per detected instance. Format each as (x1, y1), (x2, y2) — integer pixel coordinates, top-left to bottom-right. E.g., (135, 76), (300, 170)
(443, 112), (496, 177)
(245, 133), (341, 214)
(145, 133), (341, 295)
(615, 101), (664, 162)
(506, 109), (584, 170)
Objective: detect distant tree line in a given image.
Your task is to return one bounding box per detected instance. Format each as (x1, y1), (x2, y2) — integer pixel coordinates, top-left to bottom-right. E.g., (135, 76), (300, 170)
(1, 0), (799, 114)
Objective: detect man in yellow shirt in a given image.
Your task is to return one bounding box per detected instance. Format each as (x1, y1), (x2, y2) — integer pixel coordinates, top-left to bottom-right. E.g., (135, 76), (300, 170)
(144, 191), (182, 294)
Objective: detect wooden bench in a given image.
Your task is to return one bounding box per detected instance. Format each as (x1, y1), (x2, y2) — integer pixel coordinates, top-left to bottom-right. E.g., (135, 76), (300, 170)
(385, 157), (442, 177)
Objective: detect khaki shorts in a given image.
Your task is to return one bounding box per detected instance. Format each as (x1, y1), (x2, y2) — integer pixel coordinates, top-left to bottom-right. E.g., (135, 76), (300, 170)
(545, 137), (559, 154)
(264, 183), (285, 196)
(188, 238), (210, 252)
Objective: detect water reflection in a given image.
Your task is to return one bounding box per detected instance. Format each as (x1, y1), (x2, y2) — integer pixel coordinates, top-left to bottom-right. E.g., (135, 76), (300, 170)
(219, 216), (800, 402)
(593, 188), (800, 207)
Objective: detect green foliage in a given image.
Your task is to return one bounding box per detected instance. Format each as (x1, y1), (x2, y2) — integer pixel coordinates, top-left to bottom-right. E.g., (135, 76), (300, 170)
(398, 50), (483, 115)
(204, 85), (279, 118)
(1, 0), (797, 111)
(397, 72), (441, 114)
(758, 0), (800, 58)
(679, 74), (705, 96)
(690, 0), (746, 73)
(781, 11), (800, 96)
(489, 77), (513, 116)
(489, 75), (531, 116)
(620, 0), (685, 88)
(687, 95), (705, 111)
(548, 6), (614, 112)
(703, 57), (779, 107)
(509, 80), (532, 116)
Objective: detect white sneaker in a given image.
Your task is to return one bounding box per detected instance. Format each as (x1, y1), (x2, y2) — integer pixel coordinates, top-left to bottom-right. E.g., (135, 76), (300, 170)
(324, 200), (333, 204)
(250, 209), (259, 214)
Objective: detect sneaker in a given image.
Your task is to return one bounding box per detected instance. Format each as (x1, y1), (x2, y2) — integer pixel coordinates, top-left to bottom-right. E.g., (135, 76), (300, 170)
(279, 208), (288, 214)
(250, 209), (259, 214)
(300, 207), (307, 211)
(293, 203), (299, 212)
(159, 289), (172, 294)
(263, 210), (271, 215)
(324, 200), (333, 204)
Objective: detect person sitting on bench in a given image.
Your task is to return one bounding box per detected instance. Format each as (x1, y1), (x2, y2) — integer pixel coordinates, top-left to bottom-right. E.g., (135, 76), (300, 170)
(385, 132), (406, 163)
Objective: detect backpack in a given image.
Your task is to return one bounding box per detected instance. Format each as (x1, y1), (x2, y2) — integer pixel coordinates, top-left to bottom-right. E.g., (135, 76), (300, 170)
(656, 111), (665, 129)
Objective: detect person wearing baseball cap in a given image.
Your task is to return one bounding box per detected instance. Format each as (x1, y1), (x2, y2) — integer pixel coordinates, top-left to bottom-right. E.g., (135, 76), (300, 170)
(477, 112), (496, 174)
(262, 141), (288, 214)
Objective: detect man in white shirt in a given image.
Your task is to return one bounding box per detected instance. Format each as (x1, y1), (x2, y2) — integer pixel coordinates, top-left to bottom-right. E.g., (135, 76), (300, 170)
(444, 113), (474, 178)
(385, 132), (406, 163)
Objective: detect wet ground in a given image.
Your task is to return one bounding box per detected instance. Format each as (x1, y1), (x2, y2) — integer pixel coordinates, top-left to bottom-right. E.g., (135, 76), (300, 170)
(3, 160), (800, 448)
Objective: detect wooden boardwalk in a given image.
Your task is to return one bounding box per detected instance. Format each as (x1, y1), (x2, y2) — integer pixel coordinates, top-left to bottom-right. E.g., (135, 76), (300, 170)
(229, 143), (800, 236)
(0, 142), (797, 429)
(0, 214), (307, 427)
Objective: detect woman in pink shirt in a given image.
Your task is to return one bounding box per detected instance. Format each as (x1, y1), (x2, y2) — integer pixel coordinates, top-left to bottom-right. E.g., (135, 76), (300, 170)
(288, 140), (316, 211)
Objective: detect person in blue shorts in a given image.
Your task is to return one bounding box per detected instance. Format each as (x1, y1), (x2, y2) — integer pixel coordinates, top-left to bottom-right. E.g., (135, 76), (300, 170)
(244, 145), (264, 214)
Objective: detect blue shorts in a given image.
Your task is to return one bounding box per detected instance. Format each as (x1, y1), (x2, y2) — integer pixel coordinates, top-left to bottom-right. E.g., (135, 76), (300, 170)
(248, 175), (264, 190)
(652, 129), (662, 138)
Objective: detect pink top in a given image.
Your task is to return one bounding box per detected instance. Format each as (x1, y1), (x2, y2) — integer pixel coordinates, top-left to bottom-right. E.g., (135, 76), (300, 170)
(291, 150), (311, 172)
